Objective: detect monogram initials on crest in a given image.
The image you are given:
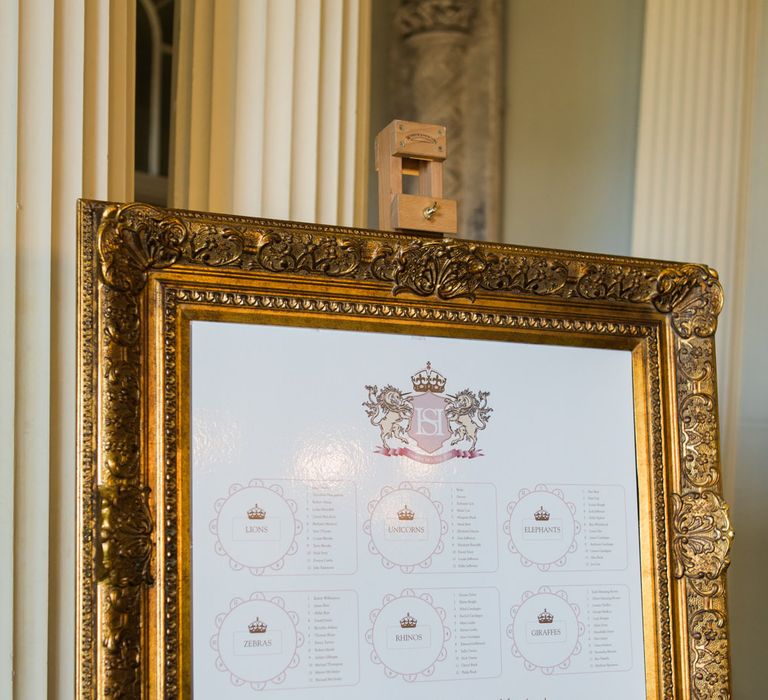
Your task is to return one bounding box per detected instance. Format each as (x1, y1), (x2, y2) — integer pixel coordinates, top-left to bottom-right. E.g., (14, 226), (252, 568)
(363, 362), (492, 464)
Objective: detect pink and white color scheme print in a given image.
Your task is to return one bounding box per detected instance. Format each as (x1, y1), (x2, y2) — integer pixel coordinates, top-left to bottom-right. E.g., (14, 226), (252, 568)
(363, 362), (491, 464)
(210, 480), (302, 575)
(191, 323), (647, 698)
(366, 590), (451, 682)
(364, 483), (448, 573)
(211, 592), (303, 690)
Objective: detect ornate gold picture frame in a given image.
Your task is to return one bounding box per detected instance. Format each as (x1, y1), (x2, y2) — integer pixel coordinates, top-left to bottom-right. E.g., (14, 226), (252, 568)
(77, 200), (733, 698)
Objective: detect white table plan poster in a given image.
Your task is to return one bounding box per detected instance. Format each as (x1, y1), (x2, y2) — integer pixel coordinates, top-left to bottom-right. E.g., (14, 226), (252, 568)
(190, 321), (648, 700)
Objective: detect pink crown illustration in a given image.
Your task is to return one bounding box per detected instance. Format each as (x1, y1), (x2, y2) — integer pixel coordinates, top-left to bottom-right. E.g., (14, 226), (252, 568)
(411, 362), (446, 393)
(400, 612), (417, 629)
(248, 617), (267, 634)
(247, 503), (266, 520)
(537, 609), (554, 624)
(398, 504), (415, 521)
(534, 506), (550, 521)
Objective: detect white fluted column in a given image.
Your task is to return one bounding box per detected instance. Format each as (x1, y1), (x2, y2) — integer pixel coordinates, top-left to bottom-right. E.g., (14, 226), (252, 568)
(0, 2), (134, 697)
(171, 0), (371, 227)
(632, 0), (761, 493)
(0, 0), (20, 693)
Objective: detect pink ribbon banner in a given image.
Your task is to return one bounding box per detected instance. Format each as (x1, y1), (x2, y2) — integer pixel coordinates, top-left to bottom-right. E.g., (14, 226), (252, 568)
(375, 446), (483, 464)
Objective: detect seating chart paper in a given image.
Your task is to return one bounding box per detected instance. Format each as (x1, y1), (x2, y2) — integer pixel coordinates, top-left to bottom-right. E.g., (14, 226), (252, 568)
(191, 321), (647, 699)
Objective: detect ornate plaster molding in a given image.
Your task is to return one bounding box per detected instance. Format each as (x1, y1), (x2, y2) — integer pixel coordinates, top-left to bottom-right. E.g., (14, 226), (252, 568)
(394, 0), (478, 37)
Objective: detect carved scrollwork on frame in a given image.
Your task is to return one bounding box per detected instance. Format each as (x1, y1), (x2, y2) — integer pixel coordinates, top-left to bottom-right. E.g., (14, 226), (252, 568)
(94, 203), (734, 331)
(653, 264), (723, 339)
(689, 609), (730, 699)
(480, 253), (569, 296)
(671, 491), (733, 581)
(98, 202), (188, 293)
(678, 336), (715, 383)
(576, 264), (658, 303)
(679, 393), (721, 489)
(95, 203), (188, 697)
(371, 242), (571, 300)
(660, 263), (731, 696)
(93, 202), (731, 327)
(103, 289), (142, 348)
(101, 359), (141, 480)
(98, 484), (154, 698)
(102, 584), (143, 698)
(371, 241), (487, 299)
(189, 224), (245, 266)
(257, 230), (363, 276)
(99, 484), (154, 588)
(675, 336), (722, 491)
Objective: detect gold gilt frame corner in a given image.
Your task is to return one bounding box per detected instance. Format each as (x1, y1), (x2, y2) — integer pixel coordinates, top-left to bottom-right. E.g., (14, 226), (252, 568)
(77, 200), (733, 699)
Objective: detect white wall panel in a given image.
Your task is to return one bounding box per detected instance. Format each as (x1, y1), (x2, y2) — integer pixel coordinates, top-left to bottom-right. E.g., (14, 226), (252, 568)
(317, 0), (343, 223)
(50, 0), (89, 691)
(233, 0), (268, 214)
(0, 1), (19, 697)
(290, 0), (322, 221)
(14, 2), (55, 696)
(349, 0), (371, 226)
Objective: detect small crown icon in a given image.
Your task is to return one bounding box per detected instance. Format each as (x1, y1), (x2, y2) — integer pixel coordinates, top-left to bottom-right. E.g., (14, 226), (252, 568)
(247, 503), (266, 520)
(411, 361), (447, 394)
(248, 617), (267, 634)
(400, 612), (417, 628)
(537, 609), (554, 624)
(534, 506), (550, 521)
(397, 504), (415, 521)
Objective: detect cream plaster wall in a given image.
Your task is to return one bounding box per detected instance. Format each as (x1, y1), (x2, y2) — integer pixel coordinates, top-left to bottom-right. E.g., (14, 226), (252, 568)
(501, 0), (644, 253)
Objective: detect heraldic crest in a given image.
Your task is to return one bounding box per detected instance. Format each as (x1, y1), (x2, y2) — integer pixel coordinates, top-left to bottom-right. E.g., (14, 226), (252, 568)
(363, 362), (492, 464)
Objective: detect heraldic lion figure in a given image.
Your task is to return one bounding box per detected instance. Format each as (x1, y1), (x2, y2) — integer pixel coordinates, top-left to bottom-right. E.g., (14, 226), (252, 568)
(445, 389), (492, 450)
(363, 385), (413, 447)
